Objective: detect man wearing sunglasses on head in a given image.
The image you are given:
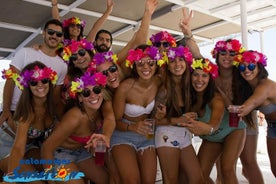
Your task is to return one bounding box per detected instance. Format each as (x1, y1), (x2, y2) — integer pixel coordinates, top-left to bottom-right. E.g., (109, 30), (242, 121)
(0, 19), (67, 131)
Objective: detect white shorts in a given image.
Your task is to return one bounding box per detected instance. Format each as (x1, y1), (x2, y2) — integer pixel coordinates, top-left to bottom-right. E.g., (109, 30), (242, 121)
(155, 125), (192, 149)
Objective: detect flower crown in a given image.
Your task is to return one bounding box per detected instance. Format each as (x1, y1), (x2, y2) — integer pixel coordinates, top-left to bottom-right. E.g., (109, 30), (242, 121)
(70, 72), (107, 97)
(2, 66), (58, 90)
(62, 39), (95, 63)
(190, 58), (218, 79)
(93, 51), (118, 65)
(163, 46), (193, 65)
(148, 31), (177, 47)
(62, 17), (86, 28)
(125, 46), (163, 68)
(233, 50), (267, 67)
(211, 39), (245, 58)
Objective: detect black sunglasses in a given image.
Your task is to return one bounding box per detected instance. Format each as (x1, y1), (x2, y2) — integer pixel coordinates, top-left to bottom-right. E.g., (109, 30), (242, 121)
(29, 78), (50, 86)
(102, 64), (118, 76)
(135, 59), (156, 67)
(47, 29), (63, 38)
(82, 86), (102, 97)
(219, 50), (236, 57)
(69, 24), (82, 29)
(70, 49), (86, 61)
(238, 63), (256, 72)
(154, 42), (170, 48)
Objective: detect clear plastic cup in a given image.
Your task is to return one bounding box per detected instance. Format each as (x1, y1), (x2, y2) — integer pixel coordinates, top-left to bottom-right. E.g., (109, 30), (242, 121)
(94, 140), (106, 166)
(228, 105), (240, 127)
(145, 119), (155, 139)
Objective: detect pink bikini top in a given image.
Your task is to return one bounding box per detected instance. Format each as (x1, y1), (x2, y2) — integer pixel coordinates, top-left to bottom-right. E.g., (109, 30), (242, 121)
(69, 135), (91, 144)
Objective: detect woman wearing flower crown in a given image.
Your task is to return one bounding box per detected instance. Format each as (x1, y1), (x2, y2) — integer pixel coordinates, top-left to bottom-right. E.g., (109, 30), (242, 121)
(234, 50), (276, 177)
(110, 44), (163, 183)
(51, 0), (113, 42)
(152, 46), (204, 183)
(0, 62), (57, 179)
(41, 72), (109, 184)
(212, 40), (264, 184)
(179, 58), (246, 183)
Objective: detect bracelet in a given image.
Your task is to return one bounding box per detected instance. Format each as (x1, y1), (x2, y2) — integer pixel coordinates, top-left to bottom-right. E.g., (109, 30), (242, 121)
(126, 124), (130, 131)
(184, 34), (193, 39)
(52, 2), (58, 6)
(209, 127), (214, 135)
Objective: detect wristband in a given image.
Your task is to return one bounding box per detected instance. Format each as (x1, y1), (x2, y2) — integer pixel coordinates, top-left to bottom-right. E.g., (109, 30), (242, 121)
(184, 34), (193, 39)
(209, 127), (214, 135)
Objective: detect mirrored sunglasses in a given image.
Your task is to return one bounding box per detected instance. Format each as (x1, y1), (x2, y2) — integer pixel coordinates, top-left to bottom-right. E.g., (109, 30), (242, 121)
(82, 86), (102, 97)
(154, 42), (170, 48)
(102, 64), (118, 76)
(219, 50), (236, 57)
(135, 59), (156, 67)
(29, 78), (50, 86)
(238, 63), (256, 72)
(70, 49), (86, 61)
(47, 29), (63, 38)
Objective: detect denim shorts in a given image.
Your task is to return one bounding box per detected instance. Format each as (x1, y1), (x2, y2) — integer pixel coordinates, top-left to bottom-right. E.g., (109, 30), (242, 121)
(110, 119), (155, 151)
(54, 147), (92, 163)
(0, 122), (39, 160)
(155, 125), (192, 149)
(267, 121), (276, 138)
(0, 126), (14, 160)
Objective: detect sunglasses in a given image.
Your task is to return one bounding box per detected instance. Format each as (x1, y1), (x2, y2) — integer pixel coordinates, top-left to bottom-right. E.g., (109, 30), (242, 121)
(29, 78), (50, 86)
(219, 50), (236, 57)
(154, 42), (170, 48)
(238, 63), (256, 72)
(102, 64), (118, 76)
(47, 29), (63, 38)
(69, 24), (82, 29)
(135, 59), (156, 67)
(70, 49), (86, 61)
(82, 86), (102, 97)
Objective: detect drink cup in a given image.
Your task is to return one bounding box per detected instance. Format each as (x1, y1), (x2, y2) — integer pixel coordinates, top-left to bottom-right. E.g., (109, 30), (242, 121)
(94, 140), (106, 166)
(145, 119), (155, 139)
(228, 105), (240, 127)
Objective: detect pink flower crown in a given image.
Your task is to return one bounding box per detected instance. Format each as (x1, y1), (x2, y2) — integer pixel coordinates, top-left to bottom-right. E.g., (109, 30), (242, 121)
(125, 46), (163, 68)
(233, 50), (267, 67)
(93, 51), (118, 65)
(211, 39), (244, 58)
(62, 39), (95, 63)
(63, 17), (86, 28)
(163, 46), (193, 65)
(70, 72), (107, 98)
(2, 66), (58, 90)
(148, 31), (177, 47)
(190, 58), (218, 79)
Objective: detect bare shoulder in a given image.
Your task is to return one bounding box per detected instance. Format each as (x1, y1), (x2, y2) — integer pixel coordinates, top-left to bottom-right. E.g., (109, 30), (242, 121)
(117, 78), (135, 92)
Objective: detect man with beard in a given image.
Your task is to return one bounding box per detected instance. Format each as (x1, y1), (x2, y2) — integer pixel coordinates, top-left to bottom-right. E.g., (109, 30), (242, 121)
(0, 19), (67, 125)
(94, 29), (113, 53)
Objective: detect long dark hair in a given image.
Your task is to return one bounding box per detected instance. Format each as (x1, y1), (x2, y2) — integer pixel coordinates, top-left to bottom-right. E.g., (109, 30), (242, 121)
(164, 57), (191, 118)
(63, 26), (84, 41)
(13, 61), (55, 122)
(190, 71), (216, 110)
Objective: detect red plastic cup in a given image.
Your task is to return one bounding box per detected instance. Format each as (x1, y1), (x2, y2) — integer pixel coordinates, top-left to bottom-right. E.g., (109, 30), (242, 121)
(95, 140), (106, 166)
(228, 105), (240, 127)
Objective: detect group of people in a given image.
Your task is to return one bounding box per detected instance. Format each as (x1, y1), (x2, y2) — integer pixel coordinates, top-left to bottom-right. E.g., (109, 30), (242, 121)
(0, 0), (275, 184)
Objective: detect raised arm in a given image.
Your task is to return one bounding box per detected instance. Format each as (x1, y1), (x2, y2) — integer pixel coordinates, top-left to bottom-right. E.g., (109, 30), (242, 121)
(116, 0), (158, 76)
(179, 8), (202, 58)
(51, 0), (60, 20)
(86, 0), (114, 42)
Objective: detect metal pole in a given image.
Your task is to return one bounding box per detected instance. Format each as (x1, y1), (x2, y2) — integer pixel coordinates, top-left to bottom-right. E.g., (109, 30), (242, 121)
(240, 0), (248, 49)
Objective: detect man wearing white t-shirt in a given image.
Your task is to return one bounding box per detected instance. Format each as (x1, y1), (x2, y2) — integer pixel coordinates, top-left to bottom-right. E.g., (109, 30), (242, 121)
(0, 19), (67, 125)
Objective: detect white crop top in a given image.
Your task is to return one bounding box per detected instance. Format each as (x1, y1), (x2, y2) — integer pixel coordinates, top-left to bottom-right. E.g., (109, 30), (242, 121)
(124, 100), (155, 117)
